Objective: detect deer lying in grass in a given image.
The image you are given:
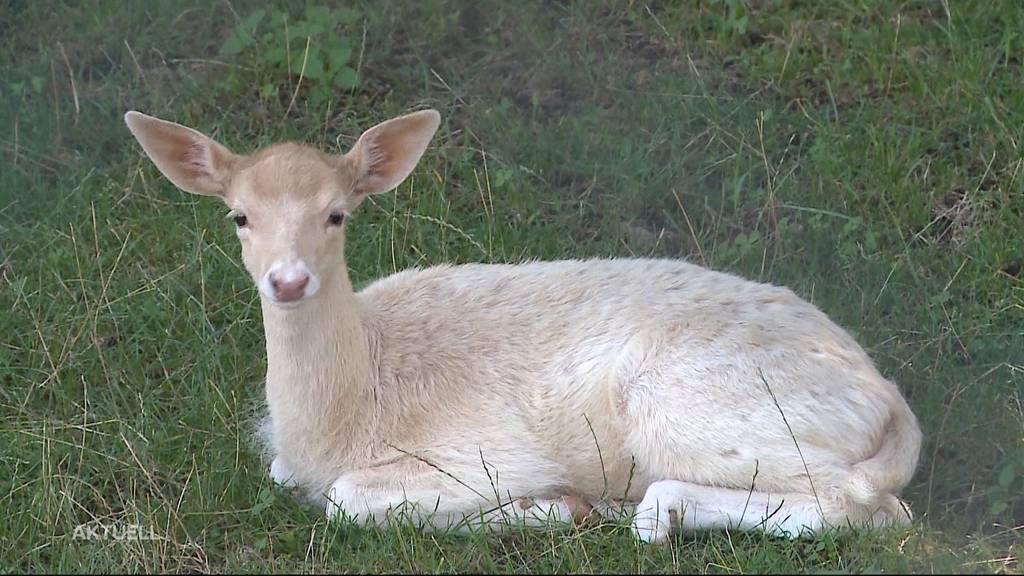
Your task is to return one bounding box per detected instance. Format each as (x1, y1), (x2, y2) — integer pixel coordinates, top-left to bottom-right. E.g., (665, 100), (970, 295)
(124, 108), (922, 543)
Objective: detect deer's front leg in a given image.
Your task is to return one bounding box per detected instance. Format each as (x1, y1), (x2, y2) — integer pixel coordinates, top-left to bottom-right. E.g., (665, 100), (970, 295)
(325, 463), (591, 531)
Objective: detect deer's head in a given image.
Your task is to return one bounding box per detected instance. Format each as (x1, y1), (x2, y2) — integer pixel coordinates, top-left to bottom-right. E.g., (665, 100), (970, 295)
(125, 109), (440, 307)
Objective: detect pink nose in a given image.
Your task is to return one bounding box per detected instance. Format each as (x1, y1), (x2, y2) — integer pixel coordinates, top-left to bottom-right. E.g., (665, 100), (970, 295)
(270, 273), (310, 302)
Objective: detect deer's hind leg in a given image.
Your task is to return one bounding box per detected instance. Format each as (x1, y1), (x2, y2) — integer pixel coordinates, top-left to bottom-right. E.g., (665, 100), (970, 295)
(632, 479), (849, 543)
(630, 479), (910, 544)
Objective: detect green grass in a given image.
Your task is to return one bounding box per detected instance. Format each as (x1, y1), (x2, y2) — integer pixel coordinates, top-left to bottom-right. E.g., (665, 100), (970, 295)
(2, 0), (1022, 572)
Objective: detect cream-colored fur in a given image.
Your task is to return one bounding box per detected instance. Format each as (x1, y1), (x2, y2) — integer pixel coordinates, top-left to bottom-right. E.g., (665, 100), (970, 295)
(124, 108), (923, 543)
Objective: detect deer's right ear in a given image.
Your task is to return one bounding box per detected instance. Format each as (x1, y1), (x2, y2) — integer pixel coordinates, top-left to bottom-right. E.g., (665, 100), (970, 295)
(124, 111), (238, 197)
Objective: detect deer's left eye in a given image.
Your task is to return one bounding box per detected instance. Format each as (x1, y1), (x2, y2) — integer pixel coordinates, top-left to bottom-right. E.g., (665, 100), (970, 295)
(327, 212), (345, 226)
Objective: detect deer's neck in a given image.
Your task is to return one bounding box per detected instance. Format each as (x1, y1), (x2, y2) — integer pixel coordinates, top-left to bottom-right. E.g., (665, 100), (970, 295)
(261, 272), (377, 477)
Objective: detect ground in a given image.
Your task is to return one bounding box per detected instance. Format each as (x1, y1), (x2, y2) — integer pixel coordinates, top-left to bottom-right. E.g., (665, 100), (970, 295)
(1, 0), (1021, 572)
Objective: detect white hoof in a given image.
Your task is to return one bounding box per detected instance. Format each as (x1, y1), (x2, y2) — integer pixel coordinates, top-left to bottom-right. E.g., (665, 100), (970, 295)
(632, 501), (673, 544)
(325, 477), (367, 522)
(269, 457), (298, 488)
(632, 481), (681, 544)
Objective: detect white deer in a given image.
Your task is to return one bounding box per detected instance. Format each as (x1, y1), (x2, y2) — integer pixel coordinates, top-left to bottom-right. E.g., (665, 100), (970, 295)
(124, 108), (922, 543)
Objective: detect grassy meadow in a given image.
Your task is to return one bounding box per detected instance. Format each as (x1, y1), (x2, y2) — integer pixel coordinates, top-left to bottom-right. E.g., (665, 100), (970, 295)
(1, 0), (1022, 572)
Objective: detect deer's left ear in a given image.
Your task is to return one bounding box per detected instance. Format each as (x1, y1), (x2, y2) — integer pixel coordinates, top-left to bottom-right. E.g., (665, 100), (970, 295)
(124, 111), (239, 197)
(344, 109), (441, 197)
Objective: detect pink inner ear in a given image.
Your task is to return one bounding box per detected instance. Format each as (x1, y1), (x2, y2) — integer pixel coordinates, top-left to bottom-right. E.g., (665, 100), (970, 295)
(364, 141), (386, 175)
(366, 142), (402, 179)
(180, 141), (214, 180)
(164, 128), (230, 190)
(355, 140), (396, 194)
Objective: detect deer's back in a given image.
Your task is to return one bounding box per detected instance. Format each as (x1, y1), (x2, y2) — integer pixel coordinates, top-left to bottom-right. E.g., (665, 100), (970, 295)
(357, 257), (874, 405)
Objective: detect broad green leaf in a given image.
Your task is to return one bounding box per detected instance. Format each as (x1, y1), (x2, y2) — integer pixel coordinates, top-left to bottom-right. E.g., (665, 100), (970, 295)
(266, 45), (287, 65)
(333, 66), (358, 88)
(240, 8), (266, 33)
(220, 31), (246, 56)
(250, 487), (275, 515)
(325, 40), (352, 68)
(220, 9), (264, 57)
(997, 463), (1016, 488)
(290, 46), (324, 79)
(305, 5), (331, 23)
(309, 87), (328, 109)
(304, 21), (327, 37)
(303, 51), (324, 80)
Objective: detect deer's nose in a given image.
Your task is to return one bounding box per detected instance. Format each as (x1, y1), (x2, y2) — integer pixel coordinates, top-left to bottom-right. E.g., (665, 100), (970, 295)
(269, 272), (310, 302)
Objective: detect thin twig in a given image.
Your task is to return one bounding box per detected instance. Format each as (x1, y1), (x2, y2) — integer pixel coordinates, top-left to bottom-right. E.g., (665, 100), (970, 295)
(430, 67), (467, 107)
(756, 111), (777, 231)
(382, 441), (488, 501)
(671, 187), (705, 265)
(757, 367), (825, 521)
(57, 42), (79, 125)
(123, 39), (148, 90)
(1, 143), (59, 175)
(168, 58), (254, 70)
(738, 459), (759, 528)
(381, 441), (526, 532)
(583, 414), (609, 502)
(353, 16), (367, 93)
(283, 36), (310, 121)
(406, 213), (487, 256)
